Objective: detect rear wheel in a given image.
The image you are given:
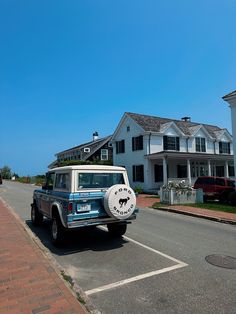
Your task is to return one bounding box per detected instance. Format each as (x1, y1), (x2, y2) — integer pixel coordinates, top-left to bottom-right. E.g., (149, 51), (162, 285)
(51, 214), (64, 246)
(31, 203), (43, 226)
(107, 223), (127, 237)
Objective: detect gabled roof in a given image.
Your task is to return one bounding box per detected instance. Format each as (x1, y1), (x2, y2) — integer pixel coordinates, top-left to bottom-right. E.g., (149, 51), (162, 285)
(214, 129), (232, 141)
(125, 112), (226, 139)
(159, 121), (185, 136)
(56, 135), (112, 160)
(188, 124), (213, 139)
(222, 90), (236, 100)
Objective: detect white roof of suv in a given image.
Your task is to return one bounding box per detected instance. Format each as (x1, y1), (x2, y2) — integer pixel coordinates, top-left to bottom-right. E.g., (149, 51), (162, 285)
(49, 165), (126, 172)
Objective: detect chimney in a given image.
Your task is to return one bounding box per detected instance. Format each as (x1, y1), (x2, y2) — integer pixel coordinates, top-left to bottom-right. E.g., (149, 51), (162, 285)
(181, 116), (191, 122)
(93, 131), (99, 141)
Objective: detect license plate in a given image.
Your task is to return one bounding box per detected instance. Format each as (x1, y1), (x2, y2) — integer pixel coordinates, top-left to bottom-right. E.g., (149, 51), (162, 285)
(77, 204), (91, 212)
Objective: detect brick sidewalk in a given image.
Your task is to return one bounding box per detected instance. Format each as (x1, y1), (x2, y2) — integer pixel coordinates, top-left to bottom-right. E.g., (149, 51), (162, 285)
(0, 200), (87, 314)
(136, 194), (160, 208)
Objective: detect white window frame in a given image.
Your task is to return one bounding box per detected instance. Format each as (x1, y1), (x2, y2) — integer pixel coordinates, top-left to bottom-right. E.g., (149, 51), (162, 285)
(101, 149), (109, 161)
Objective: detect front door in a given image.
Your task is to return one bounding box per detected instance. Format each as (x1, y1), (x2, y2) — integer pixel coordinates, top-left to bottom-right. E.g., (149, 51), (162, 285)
(154, 164), (163, 182)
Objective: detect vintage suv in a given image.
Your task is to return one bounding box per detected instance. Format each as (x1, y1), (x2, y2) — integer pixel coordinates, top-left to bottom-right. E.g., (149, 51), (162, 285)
(31, 165), (138, 245)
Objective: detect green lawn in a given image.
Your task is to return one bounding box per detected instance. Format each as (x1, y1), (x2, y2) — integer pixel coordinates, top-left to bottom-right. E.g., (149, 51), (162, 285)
(152, 201), (236, 214)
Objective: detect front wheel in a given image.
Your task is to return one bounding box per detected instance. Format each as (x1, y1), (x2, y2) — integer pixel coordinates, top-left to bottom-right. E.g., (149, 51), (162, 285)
(31, 204), (43, 226)
(107, 223), (127, 237)
(51, 214), (64, 246)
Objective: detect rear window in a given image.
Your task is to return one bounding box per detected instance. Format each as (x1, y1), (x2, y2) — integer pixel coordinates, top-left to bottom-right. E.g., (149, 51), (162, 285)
(78, 172), (125, 189)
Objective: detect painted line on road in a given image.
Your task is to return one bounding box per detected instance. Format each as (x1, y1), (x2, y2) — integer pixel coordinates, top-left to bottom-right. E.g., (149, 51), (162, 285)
(86, 263), (186, 296)
(124, 234), (187, 265)
(86, 227), (188, 296)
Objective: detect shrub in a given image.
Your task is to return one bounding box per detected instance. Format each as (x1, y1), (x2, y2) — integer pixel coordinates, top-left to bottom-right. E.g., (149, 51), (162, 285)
(134, 186), (143, 194)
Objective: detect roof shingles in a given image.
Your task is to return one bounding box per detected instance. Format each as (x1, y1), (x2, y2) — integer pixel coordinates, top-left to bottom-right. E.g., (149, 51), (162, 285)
(126, 112), (225, 139)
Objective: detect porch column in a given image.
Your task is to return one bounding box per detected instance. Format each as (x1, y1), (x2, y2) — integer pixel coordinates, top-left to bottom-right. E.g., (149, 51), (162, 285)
(208, 160), (211, 176)
(225, 160), (229, 178)
(163, 156), (168, 186)
(187, 159), (191, 186)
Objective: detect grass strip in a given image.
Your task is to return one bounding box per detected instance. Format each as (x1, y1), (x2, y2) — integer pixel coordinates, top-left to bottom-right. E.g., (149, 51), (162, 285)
(152, 202), (236, 214)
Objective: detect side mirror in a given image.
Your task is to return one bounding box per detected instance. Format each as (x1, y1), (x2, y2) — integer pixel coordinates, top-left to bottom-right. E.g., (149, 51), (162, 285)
(42, 184), (47, 190)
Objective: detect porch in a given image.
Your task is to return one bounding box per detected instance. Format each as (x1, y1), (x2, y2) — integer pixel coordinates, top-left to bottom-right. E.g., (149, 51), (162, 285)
(146, 151), (235, 190)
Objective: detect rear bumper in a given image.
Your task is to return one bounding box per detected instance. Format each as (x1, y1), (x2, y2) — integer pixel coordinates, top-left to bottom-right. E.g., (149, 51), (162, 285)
(67, 214), (136, 229)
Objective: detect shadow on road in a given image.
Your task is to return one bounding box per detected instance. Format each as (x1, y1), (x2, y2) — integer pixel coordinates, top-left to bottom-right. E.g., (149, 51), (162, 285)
(26, 219), (128, 256)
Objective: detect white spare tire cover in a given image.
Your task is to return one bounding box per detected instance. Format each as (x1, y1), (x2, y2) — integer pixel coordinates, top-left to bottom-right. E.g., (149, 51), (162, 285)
(104, 184), (136, 220)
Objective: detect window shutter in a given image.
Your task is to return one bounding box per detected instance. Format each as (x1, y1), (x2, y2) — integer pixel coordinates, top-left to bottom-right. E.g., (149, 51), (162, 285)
(132, 137), (135, 151)
(163, 136), (167, 150)
(228, 142), (230, 154)
(176, 137), (180, 151)
(219, 142), (222, 154)
(201, 138), (206, 152)
(122, 140), (125, 153)
(132, 165), (135, 181)
(140, 136), (143, 150)
(140, 165), (144, 182)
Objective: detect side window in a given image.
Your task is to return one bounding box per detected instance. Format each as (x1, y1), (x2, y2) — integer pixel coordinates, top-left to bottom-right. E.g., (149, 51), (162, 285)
(215, 178), (225, 186)
(205, 177), (215, 185)
(46, 172), (55, 190)
(227, 180), (235, 187)
(101, 149), (109, 160)
(55, 173), (70, 190)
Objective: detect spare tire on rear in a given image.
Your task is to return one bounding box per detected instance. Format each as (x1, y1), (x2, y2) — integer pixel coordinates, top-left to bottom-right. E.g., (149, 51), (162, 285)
(104, 184), (136, 220)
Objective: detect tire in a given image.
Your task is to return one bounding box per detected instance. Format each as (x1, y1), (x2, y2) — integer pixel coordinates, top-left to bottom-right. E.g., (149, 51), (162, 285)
(107, 223), (127, 237)
(51, 214), (64, 246)
(104, 184), (136, 220)
(31, 203), (43, 226)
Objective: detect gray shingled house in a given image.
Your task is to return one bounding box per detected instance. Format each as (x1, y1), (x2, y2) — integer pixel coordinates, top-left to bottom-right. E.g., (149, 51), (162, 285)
(49, 133), (113, 168)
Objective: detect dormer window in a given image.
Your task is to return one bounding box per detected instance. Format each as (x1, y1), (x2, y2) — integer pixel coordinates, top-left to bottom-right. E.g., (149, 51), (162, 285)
(196, 137), (206, 152)
(163, 136), (180, 151)
(219, 142), (230, 154)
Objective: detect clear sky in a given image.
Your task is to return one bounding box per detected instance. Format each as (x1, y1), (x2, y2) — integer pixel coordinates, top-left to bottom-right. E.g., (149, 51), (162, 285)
(1, 0), (236, 176)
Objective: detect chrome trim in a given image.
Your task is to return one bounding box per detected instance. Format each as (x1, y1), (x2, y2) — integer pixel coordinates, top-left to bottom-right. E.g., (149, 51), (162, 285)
(67, 215), (136, 229)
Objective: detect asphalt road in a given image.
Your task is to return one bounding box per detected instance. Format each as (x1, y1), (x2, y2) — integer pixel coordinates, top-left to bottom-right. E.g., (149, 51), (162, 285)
(1, 181), (236, 314)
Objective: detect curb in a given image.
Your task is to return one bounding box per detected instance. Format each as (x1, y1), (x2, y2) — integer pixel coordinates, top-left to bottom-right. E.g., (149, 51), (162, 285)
(0, 197), (100, 314)
(155, 206), (236, 225)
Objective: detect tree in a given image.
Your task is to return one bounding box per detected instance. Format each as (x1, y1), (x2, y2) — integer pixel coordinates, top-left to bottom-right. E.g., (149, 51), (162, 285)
(1, 166), (12, 179)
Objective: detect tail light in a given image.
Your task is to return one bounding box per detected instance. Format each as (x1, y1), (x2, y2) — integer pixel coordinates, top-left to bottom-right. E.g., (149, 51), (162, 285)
(68, 202), (73, 213)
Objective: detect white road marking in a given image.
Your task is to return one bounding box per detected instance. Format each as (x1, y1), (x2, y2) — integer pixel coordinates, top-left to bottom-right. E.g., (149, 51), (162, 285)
(86, 263), (186, 296)
(85, 227), (188, 296)
(124, 234), (187, 265)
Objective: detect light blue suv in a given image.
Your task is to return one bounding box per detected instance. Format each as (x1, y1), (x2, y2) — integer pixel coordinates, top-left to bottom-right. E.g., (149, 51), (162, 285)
(31, 165), (137, 245)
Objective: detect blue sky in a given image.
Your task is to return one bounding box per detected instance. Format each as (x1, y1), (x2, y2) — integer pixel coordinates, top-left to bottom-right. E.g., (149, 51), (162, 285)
(1, 0), (236, 176)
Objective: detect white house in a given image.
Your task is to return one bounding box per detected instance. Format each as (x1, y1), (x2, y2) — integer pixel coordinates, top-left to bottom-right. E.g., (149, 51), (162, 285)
(223, 90), (236, 178)
(111, 112), (234, 192)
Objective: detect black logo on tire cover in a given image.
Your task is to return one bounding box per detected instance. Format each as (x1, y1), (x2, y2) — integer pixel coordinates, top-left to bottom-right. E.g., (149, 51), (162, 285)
(119, 197), (130, 208)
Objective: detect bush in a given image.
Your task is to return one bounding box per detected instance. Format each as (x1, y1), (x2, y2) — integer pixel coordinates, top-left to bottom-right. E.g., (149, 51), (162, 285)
(228, 191), (236, 206)
(134, 186), (143, 194)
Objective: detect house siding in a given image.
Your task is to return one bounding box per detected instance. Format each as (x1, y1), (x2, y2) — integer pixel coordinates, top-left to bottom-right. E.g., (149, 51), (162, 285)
(112, 112), (234, 191)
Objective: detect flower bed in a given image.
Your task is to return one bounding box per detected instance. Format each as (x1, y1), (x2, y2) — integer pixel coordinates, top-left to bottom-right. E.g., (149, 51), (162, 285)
(160, 181), (203, 205)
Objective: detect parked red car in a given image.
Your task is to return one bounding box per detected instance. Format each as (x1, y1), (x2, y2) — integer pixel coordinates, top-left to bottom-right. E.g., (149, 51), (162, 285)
(194, 176), (235, 202)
